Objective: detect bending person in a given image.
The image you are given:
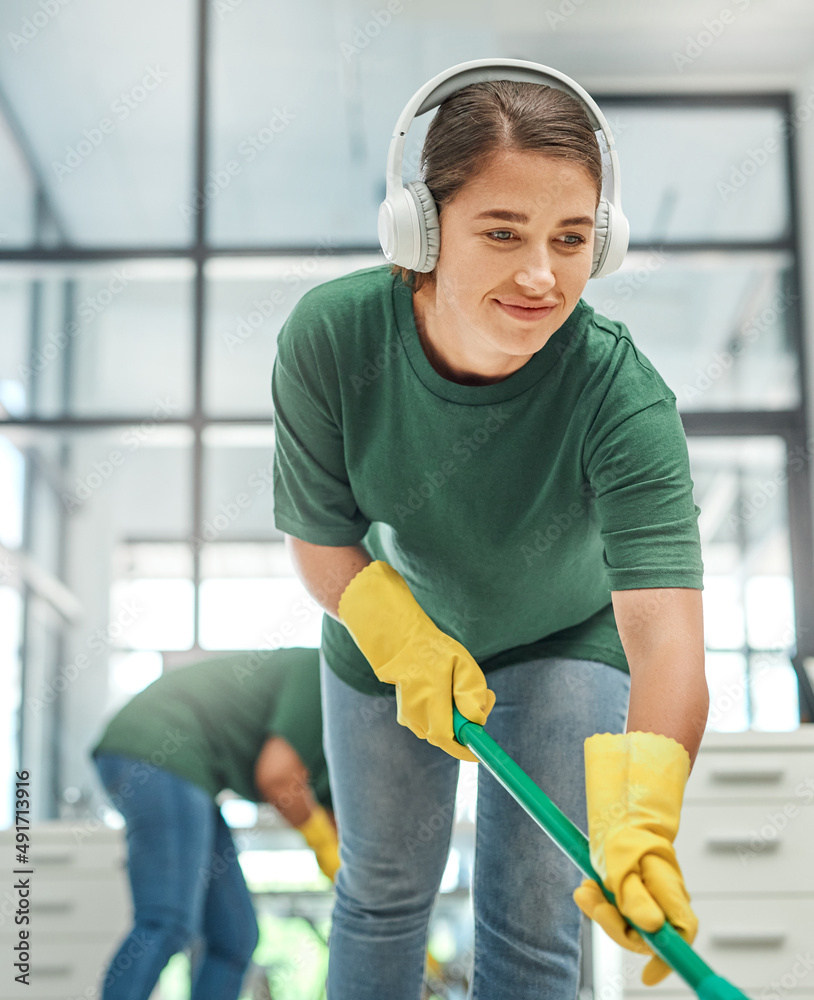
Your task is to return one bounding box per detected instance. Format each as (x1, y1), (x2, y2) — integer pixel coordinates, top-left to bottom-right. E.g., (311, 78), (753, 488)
(272, 66), (708, 1000)
(90, 646), (337, 1000)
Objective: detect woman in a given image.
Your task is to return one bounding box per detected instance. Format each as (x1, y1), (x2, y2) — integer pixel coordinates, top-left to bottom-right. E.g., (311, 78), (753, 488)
(272, 63), (708, 999)
(90, 647), (338, 1000)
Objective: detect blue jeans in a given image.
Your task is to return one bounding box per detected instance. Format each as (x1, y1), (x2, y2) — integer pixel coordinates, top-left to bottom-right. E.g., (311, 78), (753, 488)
(320, 652), (630, 1000)
(93, 753), (259, 1000)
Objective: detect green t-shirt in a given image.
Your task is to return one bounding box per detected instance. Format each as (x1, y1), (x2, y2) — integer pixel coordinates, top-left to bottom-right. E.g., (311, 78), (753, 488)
(91, 647), (331, 809)
(272, 265), (704, 696)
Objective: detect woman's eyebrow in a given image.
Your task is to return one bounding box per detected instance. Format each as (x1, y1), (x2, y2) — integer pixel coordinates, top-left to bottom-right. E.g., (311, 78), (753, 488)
(473, 209), (529, 223)
(559, 215), (595, 227)
(473, 209), (594, 227)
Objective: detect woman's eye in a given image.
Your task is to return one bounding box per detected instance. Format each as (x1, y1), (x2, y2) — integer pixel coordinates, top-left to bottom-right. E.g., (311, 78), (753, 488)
(485, 231), (587, 246)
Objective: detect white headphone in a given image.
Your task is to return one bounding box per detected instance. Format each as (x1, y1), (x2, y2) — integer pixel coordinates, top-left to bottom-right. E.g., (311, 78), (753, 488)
(377, 58), (630, 280)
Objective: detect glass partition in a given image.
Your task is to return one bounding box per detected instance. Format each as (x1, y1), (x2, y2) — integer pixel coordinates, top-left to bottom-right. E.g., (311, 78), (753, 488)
(689, 435), (799, 731)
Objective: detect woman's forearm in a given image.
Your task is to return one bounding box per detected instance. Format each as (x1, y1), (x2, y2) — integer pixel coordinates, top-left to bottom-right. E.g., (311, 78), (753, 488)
(612, 587), (709, 768)
(285, 535), (372, 620)
(626, 658), (709, 768)
(255, 736), (317, 826)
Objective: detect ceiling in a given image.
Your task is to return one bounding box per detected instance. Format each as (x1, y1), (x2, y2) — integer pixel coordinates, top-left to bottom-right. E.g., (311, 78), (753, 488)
(397, 0), (814, 88)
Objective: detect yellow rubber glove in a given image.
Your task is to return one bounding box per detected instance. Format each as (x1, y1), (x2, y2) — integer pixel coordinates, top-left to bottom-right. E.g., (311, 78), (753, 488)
(295, 804), (340, 881)
(572, 731), (698, 986)
(337, 560), (495, 762)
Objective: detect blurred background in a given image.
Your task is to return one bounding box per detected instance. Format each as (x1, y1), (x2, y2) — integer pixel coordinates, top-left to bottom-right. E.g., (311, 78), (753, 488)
(2, 1), (814, 997)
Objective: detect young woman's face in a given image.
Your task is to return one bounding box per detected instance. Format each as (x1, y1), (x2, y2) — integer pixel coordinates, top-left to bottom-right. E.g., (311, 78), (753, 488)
(418, 148), (599, 381)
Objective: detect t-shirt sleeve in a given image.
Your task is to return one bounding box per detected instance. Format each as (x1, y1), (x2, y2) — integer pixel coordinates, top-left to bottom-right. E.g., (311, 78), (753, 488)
(271, 301), (371, 545)
(584, 395), (704, 591)
(264, 655), (332, 809)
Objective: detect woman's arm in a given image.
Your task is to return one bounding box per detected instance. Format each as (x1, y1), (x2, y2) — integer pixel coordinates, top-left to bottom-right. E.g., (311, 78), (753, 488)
(254, 734), (321, 827)
(285, 535), (372, 620)
(611, 586), (708, 768)
(255, 735), (340, 880)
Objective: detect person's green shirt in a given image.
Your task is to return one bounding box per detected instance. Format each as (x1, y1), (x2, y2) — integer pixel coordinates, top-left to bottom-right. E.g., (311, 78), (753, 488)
(92, 647), (331, 809)
(271, 264), (704, 696)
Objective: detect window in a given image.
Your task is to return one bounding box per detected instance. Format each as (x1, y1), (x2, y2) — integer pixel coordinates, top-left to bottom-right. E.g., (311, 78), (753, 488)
(582, 95), (813, 730)
(1, 25), (811, 827)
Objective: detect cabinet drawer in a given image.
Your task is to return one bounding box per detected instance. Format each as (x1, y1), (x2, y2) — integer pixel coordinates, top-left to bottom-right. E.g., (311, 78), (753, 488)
(685, 751), (814, 803)
(622, 897), (814, 993)
(675, 804), (814, 895)
(0, 938), (118, 997)
(0, 876), (130, 934)
(0, 825), (125, 877)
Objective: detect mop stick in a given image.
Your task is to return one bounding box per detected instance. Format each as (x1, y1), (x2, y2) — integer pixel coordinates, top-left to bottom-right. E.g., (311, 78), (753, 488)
(452, 707), (751, 1000)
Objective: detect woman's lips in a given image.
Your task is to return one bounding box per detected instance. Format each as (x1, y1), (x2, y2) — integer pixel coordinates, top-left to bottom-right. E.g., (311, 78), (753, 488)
(495, 299), (556, 321)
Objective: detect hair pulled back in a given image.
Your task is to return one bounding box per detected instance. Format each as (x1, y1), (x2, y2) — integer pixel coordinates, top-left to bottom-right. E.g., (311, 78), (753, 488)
(390, 80), (603, 292)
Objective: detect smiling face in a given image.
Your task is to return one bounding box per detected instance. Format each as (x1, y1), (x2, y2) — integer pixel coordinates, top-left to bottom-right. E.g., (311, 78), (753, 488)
(413, 148), (599, 384)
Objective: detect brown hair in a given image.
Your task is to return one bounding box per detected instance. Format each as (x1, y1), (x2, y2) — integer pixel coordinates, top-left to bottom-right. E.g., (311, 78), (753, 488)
(390, 80), (603, 292)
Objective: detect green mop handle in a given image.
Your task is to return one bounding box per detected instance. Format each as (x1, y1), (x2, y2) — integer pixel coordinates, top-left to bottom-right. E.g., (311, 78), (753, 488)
(452, 707), (750, 1000)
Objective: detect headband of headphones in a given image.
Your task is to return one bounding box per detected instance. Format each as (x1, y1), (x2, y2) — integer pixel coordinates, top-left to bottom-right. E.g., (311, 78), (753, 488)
(378, 57), (630, 279)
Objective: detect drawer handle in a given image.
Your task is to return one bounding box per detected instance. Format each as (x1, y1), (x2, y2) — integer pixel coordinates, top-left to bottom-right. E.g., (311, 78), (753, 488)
(709, 768), (785, 784)
(32, 900), (74, 914)
(709, 930), (786, 948)
(30, 964), (74, 976)
(704, 833), (780, 853)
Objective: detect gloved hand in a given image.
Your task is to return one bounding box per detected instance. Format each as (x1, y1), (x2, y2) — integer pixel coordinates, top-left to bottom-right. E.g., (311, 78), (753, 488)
(572, 731), (698, 986)
(337, 560), (495, 762)
(296, 804), (340, 881)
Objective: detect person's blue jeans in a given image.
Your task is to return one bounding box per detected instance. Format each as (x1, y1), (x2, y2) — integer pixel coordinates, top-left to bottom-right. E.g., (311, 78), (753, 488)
(92, 753), (259, 1000)
(321, 652), (631, 1000)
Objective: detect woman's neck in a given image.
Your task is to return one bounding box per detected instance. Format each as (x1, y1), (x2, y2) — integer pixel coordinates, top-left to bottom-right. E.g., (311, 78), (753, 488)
(412, 284), (512, 386)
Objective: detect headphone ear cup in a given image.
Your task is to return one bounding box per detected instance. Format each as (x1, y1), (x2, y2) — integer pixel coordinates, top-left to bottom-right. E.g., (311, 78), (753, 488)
(591, 199), (630, 279)
(591, 199), (610, 279)
(405, 181), (440, 273)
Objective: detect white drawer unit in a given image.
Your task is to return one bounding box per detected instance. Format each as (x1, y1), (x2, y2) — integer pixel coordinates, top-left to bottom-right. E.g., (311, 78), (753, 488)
(623, 897), (814, 995)
(0, 874), (129, 933)
(0, 820), (131, 999)
(0, 939), (122, 999)
(675, 803), (814, 894)
(615, 727), (814, 999)
(685, 751), (814, 803)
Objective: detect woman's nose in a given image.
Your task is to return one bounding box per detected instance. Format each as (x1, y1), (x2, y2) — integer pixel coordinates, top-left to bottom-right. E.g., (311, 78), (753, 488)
(513, 244), (556, 289)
